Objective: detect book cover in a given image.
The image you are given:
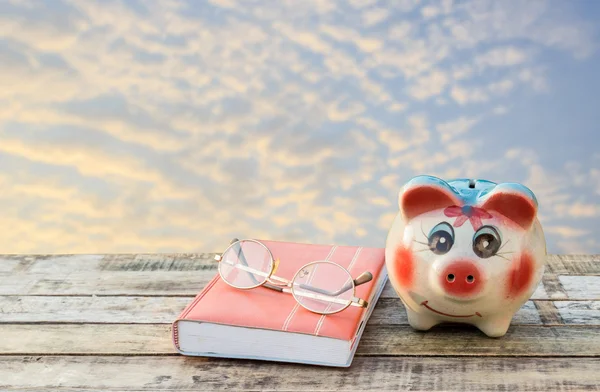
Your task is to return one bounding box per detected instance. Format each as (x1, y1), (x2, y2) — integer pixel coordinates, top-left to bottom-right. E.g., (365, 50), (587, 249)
(172, 239), (387, 366)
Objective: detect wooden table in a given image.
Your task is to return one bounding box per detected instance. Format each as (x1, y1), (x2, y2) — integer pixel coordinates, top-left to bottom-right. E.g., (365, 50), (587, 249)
(1, 254), (599, 391)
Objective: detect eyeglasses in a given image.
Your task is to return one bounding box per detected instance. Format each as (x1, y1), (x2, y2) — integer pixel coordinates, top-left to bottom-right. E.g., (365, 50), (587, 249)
(214, 238), (373, 315)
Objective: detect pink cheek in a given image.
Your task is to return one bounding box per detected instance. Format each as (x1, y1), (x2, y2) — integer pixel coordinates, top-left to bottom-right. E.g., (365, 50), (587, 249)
(392, 246), (414, 290)
(506, 252), (534, 297)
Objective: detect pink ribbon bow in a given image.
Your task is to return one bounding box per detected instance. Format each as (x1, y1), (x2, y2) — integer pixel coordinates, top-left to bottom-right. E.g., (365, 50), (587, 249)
(444, 205), (492, 231)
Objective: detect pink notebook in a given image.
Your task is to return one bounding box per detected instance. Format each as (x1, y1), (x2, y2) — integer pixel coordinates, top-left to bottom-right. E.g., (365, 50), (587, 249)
(172, 240), (388, 367)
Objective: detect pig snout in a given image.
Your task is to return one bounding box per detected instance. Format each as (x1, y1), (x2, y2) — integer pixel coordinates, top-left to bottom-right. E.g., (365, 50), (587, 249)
(439, 260), (483, 298)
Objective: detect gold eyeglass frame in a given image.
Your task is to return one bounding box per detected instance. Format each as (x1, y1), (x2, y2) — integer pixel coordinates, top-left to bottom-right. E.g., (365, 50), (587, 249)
(214, 238), (372, 315)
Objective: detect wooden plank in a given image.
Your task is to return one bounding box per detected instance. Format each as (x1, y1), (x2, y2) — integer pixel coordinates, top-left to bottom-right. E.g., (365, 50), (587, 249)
(1, 324), (599, 357)
(0, 271), (215, 296)
(0, 296), (190, 323)
(0, 324), (174, 355)
(555, 301), (600, 325)
(541, 274), (568, 299)
(0, 271), (575, 300)
(0, 254), (597, 275)
(0, 254), (216, 273)
(534, 300), (564, 325)
(0, 296), (543, 325)
(560, 276), (600, 300)
(0, 258), (21, 272)
(531, 281), (550, 299)
(1, 254), (597, 298)
(545, 254), (600, 275)
(1, 356), (598, 391)
(358, 325), (600, 357)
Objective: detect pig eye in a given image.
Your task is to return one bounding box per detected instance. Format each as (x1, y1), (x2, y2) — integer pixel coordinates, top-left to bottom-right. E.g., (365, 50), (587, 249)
(428, 222), (454, 255)
(473, 226), (501, 259)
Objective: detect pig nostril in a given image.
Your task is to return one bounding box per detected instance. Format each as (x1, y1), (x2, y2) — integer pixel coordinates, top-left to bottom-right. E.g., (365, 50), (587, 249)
(447, 274), (455, 283)
(466, 275), (475, 283)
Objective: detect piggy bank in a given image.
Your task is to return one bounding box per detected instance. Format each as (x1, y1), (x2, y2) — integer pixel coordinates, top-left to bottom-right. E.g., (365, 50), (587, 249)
(385, 176), (546, 337)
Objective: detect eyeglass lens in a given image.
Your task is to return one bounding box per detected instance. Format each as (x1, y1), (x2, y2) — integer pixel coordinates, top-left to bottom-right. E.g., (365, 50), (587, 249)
(218, 240), (273, 289)
(291, 262), (354, 314)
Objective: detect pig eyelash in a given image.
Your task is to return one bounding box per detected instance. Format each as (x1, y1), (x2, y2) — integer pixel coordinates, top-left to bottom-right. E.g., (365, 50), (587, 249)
(410, 222), (433, 251)
(498, 239), (511, 252)
(494, 240), (515, 261)
(497, 250), (515, 255)
(494, 253), (512, 262)
(411, 237), (431, 252)
(494, 248), (516, 262)
(414, 248), (431, 253)
(420, 221), (428, 240)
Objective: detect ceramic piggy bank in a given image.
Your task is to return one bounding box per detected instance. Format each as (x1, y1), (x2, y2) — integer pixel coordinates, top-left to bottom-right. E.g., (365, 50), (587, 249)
(385, 176), (546, 337)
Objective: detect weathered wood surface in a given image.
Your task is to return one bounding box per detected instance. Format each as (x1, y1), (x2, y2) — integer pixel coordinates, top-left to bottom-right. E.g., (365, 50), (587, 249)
(1, 324), (599, 357)
(0, 253), (599, 391)
(1, 356), (599, 391)
(3, 271), (598, 299)
(1, 254), (598, 300)
(0, 297), (548, 324)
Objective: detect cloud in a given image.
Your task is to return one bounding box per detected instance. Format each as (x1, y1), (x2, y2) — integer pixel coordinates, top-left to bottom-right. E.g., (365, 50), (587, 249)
(380, 174), (400, 192)
(387, 102), (408, 112)
(380, 114), (430, 155)
(476, 47), (529, 68)
(493, 106), (509, 115)
(554, 202), (600, 218)
(362, 8), (390, 27)
(0, 2), (85, 51)
(370, 42), (441, 78)
(545, 226), (589, 238)
(450, 85), (489, 105)
(421, 6), (441, 19)
(446, 0), (594, 58)
(452, 65), (473, 80)
(320, 24), (383, 53)
(274, 23), (331, 54)
(436, 116), (480, 142)
(519, 68), (548, 92)
(208, 0), (237, 9)
(348, 0), (378, 10)
(388, 21), (413, 41)
(378, 212), (397, 230)
(0, 136), (165, 184)
(488, 79), (514, 95)
(420, 0), (453, 19)
(408, 70), (448, 100)
(328, 100), (366, 122)
(555, 240), (596, 254)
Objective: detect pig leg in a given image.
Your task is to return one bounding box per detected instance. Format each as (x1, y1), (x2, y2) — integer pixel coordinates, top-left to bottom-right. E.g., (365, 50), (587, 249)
(406, 306), (439, 331)
(476, 314), (512, 337)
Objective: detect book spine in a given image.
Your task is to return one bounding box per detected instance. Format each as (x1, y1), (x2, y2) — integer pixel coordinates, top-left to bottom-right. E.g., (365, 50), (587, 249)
(172, 320), (180, 350)
(172, 272), (221, 351)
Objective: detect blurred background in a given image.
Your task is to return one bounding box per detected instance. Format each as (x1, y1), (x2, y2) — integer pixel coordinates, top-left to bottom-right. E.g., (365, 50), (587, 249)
(0, 0), (598, 254)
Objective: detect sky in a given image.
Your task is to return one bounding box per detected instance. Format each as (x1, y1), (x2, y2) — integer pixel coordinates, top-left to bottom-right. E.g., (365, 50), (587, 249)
(0, 0), (599, 255)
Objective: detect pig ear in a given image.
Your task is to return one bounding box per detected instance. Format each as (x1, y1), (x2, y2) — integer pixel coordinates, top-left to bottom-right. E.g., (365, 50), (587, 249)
(479, 183), (538, 230)
(399, 176), (462, 221)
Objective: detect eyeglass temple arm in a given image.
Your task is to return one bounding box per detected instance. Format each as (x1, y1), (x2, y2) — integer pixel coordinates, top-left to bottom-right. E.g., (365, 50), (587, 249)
(298, 271), (373, 297)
